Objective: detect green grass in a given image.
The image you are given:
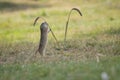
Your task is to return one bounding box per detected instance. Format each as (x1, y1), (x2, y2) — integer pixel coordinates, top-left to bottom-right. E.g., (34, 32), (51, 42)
(0, 56), (120, 80)
(0, 0), (120, 80)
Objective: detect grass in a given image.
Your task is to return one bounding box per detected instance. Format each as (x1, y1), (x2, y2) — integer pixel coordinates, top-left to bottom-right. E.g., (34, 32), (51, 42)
(0, 56), (120, 80)
(0, 0), (120, 80)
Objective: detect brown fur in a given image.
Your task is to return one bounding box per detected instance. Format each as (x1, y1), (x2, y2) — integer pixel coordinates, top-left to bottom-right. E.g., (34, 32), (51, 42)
(37, 22), (49, 56)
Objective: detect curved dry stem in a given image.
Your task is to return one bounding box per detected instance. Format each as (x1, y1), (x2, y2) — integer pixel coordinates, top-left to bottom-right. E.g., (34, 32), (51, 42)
(72, 8), (82, 16)
(33, 16), (46, 26)
(33, 17), (58, 43)
(64, 8), (82, 44)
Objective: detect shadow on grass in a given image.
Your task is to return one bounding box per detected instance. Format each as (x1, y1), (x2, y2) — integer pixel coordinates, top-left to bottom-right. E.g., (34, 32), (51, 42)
(0, 1), (51, 12)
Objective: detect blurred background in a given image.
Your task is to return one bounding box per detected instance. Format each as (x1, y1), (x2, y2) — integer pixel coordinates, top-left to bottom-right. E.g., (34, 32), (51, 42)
(0, 0), (120, 63)
(0, 0), (120, 80)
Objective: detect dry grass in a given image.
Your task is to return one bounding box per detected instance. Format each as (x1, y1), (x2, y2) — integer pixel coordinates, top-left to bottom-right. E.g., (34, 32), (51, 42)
(0, 0), (120, 79)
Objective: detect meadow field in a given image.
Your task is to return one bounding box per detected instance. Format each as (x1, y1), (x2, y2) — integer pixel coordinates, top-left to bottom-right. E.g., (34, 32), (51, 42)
(0, 0), (120, 80)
